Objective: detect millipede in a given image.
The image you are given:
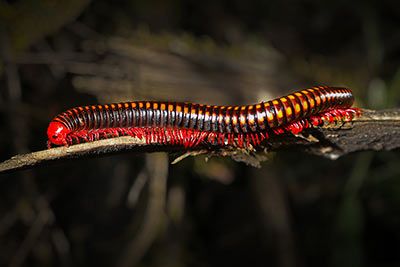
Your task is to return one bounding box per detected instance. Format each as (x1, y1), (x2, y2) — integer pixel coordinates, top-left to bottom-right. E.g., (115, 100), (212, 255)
(47, 86), (360, 149)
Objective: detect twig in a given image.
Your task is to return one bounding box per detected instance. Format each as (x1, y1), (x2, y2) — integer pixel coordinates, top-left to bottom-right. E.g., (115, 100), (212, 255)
(251, 167), (297, 267)
(0, 109), (399, 174)
(8, 198), (54, 267)
(126, 169), (149, 208)
(117, 153), (168, 267)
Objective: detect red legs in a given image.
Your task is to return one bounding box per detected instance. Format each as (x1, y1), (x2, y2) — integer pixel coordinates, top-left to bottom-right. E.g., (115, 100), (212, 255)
(248, 133), (260, 148)
(309, 108), (359, 127)
(179, 129), (185, 144)
(277, 107), (360, 136)
(56, 108), (360, 148)
(236, 134), (243, 147)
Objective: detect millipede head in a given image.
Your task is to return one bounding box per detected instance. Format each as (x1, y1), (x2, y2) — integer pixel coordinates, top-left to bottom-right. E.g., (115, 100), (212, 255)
(47, 121), (70, 146)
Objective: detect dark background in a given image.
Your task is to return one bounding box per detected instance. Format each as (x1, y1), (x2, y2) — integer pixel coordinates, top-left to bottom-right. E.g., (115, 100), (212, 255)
(1, 1), (400, 267)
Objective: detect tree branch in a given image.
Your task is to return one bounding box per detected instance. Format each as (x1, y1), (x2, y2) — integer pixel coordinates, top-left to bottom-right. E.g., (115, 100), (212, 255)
(0, 109), (399, 174)
(304, 109), (400, 159)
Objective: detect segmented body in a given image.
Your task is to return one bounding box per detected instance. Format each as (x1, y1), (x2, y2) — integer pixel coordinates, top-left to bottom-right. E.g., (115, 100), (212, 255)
(47, 86), (360, 148)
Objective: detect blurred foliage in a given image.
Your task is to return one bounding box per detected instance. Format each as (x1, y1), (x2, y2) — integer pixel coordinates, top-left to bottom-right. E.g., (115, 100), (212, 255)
(0, 1), (400, 267)
(0, 0), (90, 53)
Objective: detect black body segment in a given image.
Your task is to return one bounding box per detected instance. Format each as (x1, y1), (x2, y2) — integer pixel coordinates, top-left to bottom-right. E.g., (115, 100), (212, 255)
(52, 86), (355, 134)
